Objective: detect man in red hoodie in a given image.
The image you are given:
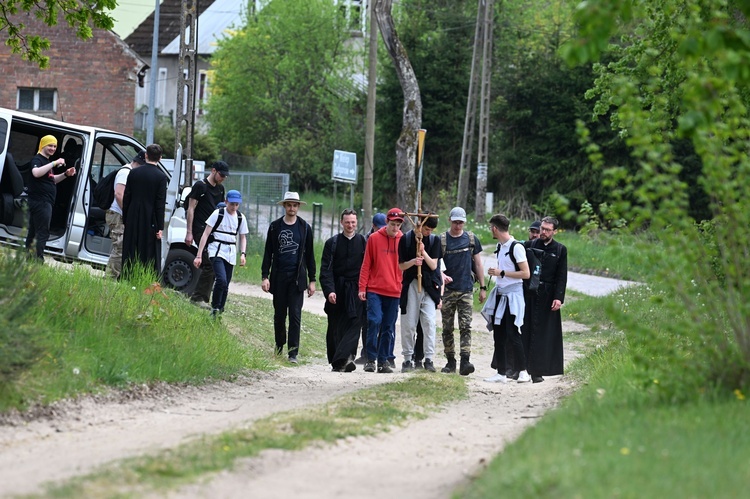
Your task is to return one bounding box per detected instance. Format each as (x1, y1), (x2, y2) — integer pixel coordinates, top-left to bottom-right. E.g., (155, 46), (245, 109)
(358, 208), (404, 373)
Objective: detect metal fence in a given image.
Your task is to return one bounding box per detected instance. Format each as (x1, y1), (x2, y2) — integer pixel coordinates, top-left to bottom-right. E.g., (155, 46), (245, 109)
(219, 172), (289, 236)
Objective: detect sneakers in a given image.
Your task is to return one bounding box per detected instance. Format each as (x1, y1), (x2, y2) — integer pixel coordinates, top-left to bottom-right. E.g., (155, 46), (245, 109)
(364, 361), (376, 372)
(378, 363), (393, 374)
(483, 373), (508, 383)
(388, 359), (396, 369)
(517, 370), (531, 383)
(423, 359), (436, 372)
(532, 375), (544, 383)
(288, 356), (298, 364)
(401, 360), (414, 373)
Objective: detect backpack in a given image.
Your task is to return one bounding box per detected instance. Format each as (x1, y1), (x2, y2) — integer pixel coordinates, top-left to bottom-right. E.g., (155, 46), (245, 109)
(508, 240), (543, 292)
(441, 230), (479, 283)
(208, 207), (243, 244)
(92, 166), (130, 210)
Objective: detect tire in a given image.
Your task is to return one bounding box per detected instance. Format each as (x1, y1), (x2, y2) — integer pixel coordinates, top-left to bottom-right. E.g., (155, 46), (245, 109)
(163, 248), (198, 294)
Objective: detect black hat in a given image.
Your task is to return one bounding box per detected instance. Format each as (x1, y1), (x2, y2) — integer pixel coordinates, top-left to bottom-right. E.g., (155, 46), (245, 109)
(212, 161), (230, 176)
(132, 150), (147, 166)
(529, 220), (542, 231)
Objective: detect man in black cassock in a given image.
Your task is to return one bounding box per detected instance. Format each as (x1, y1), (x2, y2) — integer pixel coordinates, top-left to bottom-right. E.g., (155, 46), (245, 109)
(122, 143), (167, 278)
(320, 209), (367, 372)
(523, 216), (568, 383)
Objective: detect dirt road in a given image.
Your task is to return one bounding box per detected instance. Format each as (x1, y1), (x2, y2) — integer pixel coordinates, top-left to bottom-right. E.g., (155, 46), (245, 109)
(0, 272), (615, 498)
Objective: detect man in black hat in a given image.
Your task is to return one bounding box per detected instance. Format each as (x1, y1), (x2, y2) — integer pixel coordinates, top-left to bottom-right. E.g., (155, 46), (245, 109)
(185, 161), (229, 306)
(528, 220), (541, 242)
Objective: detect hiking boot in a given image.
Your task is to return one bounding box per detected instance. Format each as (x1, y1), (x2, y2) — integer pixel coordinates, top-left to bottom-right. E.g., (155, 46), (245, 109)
(459, 354), (475, 376)
(378, 363), (393, 374)
(517, 370), (531, 383)
(423, 359), (436, 372)
(364, 361), (376, 373)
(441, 356), (457, 373)
(401, 360), (414, 373)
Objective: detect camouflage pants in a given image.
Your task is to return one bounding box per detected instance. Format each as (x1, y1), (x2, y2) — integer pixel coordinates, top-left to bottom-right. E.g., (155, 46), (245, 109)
(105, 210), (124, 279)
(441, 290), (473, 357)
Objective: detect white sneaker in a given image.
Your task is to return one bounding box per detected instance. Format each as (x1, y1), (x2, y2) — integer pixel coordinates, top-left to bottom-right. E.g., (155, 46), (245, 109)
(517, 370), (531, 383)
(483, 373), (508, 383)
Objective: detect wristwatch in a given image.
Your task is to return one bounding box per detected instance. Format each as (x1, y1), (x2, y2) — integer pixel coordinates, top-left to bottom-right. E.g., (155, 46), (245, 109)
(500, 270), (505, 278)
(479, 285), (487, 290)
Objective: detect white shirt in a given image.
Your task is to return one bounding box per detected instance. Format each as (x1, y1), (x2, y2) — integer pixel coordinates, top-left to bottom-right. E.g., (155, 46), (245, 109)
(494, 237), (526, 289)
(205, 209), (249, 264)
(108, 167), (131, 215)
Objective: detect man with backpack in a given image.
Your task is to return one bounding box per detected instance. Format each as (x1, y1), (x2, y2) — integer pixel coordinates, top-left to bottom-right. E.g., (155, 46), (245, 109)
(440, 207), (487, 376)
(185, 161), (229, 306)
(481, 214), (532, 383)
(105, 150), (145, 279)
(193, 190), (248, 317)
(398, 213), (441, 373)
(320, 209), (367, 372)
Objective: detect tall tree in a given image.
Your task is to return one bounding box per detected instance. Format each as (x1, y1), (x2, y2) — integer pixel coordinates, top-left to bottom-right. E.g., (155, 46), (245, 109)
(206, 0), (362, 190)
(375, 0), (421, 214)
(1, 0), (116, 68)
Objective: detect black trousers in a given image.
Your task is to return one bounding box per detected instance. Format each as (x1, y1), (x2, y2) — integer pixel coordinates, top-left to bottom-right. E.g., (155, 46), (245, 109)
(191, 247), (215, 303)
(273, 278), (304, 357)
(491, 301), (527, 374)
(329, 304), (363, 369)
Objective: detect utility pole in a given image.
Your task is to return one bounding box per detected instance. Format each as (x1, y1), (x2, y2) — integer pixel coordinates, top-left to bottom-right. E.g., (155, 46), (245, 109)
(146, 0), (160, 145)
(176, 0), (198, 187)
(474, 0), (494, 223)
(456, 0), (485, 210)
(363, 0), (378, 229)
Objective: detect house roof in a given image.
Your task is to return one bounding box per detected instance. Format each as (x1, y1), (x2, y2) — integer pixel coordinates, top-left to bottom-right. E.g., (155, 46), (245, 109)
(124, 0), (218, 59)
(161, 0), (246, 55)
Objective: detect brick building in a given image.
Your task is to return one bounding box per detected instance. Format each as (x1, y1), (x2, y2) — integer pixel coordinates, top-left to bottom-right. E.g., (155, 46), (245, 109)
(0, 14), (146, 134)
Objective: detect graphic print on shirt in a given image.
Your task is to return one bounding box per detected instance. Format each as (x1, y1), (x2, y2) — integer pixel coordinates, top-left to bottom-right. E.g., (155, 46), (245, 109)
(278, 229), (300, 254)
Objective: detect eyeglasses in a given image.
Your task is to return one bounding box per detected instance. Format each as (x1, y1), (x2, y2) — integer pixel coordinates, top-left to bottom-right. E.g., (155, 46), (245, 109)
(540, 227), (554, 232)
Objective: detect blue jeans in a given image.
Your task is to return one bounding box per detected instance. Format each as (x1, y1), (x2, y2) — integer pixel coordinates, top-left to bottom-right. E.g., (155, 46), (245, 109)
(365, 292), (399, 364)
(210, 257), (234, 312)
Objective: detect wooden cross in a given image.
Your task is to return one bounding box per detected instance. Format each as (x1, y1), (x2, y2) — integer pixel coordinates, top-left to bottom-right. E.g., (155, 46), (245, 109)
(403, 211), (439, 292)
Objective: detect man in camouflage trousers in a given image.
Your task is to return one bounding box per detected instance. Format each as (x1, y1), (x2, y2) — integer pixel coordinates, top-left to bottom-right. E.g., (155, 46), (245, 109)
(440, 207), (487, 375)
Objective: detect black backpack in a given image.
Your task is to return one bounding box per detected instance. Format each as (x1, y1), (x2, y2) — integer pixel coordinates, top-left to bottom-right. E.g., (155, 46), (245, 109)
(508, 240), (543, 292)
(92, 166), (130, 210)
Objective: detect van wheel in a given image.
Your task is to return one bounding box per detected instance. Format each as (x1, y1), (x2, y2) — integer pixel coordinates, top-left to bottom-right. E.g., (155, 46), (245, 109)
(163, 249), (197, 293)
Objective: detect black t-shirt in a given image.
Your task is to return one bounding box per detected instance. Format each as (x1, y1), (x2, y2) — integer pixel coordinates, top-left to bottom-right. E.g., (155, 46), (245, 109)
(275, 219), (302, 273)
(27, 153), (56, 204)
(187, 177), (225, 238)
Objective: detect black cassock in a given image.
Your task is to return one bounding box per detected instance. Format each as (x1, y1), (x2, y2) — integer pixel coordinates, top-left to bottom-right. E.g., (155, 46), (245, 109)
(523, 238), (567, 376)
(122, 163), (167, 277)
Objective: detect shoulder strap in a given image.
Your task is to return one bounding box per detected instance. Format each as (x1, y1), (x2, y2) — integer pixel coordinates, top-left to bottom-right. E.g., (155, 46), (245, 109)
(466, 231), (476, 250)
(508, 240), (520, 271)
(440, 231), (447, 256)
(235, 211), (243, 236)
(210, 208), (226, 236)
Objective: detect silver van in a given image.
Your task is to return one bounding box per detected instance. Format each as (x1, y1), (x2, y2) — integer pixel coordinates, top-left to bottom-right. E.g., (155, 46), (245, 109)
(0, 107), (197, 291)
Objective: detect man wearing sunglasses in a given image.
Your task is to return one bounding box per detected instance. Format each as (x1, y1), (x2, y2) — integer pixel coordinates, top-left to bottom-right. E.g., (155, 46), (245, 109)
(185, 161), (230, 306)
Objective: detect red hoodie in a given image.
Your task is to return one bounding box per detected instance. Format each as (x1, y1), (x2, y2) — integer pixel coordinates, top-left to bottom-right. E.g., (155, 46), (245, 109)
(359, 226), (403, 298)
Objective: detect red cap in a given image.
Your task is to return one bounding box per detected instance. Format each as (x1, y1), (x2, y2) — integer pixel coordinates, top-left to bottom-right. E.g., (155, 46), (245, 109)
(386, 208), (404, 222)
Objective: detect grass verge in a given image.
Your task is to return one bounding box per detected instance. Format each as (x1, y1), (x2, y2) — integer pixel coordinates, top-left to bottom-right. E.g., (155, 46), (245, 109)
(39, 374), (468, 497)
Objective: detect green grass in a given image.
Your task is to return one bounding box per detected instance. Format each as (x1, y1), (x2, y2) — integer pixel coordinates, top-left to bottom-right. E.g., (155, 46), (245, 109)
(39, 375), (468, 497)
(0, 252), (326, 413)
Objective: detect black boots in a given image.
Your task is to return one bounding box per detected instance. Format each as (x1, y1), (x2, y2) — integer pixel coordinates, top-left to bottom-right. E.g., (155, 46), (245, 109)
(441, 355), (457, 373)
(459, 354), (475, 376)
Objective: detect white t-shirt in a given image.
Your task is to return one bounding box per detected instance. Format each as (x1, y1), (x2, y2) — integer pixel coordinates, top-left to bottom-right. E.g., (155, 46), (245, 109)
(204, 209), (249, 264)
(494, 237), (526, 289)
(108, 167), (131, 215)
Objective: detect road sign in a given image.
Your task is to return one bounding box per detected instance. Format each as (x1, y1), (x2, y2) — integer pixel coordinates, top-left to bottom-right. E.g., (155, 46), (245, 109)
(332, 150), (357, 184)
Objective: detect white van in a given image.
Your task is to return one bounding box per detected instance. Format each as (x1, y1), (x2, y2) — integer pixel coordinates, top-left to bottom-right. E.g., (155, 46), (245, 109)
(0, 107), (197, 292)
